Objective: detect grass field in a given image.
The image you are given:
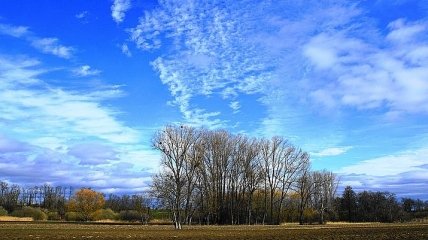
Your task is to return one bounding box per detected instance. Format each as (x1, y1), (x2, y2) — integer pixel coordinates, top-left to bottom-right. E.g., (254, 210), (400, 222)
(1, 222), (427, 240)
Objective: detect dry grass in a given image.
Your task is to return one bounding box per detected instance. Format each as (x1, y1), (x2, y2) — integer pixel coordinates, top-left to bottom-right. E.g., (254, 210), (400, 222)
(325, 221), (382, 225)
(148, 218), (173, 225)
(0, 216), (33, 221)
(0, 222), (427, 239)
(95, 219), (124, 223)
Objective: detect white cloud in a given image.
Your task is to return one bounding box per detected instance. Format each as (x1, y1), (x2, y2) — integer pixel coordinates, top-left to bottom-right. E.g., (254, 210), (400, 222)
(68, 142), (118, 165)
(0, 23), (29, 37)
(387, 18), (426, 43)
(0, 55), (138, 144)
(0, 23), (74, 59)
(339, 147), (428, 177)
(111, 0), (131, 24)
(75, 11), (89, 23)
(312, 146), (352, 157)
(75, 11), (88, 19)
(121, 43), (132, 57)
(151, 56), (226, 128)
(31, 38), (73, 59)
(73, 65), (101, 77)
(303, 19), (428, 114)
(0, 134), (30, 153)
(229, 101), (240, 113)
(303, 34), (339, 70)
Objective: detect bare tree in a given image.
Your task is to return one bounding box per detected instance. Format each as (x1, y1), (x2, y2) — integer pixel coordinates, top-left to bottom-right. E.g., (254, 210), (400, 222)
(276, 148), (309, 224)
(260, 137), (287, 224)
(238, 137), (261, 225)
(152, 125), (200, 229)
(312, 170), (338, 224)
(296, 158), (312, 225)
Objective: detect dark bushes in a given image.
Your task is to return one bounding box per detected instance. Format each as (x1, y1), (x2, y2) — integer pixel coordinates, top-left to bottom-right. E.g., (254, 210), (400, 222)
(11, 206), (47, 220)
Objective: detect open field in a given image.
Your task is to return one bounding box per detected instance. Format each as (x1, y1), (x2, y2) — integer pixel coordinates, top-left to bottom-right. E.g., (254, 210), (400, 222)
(1, 222), (428, 240)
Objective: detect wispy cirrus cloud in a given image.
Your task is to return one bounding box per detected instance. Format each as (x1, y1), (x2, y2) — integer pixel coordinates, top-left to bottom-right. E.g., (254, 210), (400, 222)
(131, 1), (278, 127)
(312, 146), (352, 157)
(0, 23), (74, 58)
(31, 38), (73, 59)
(121, 43), (132, 57)
(229, 101), (240, 114)
(72, 65), (101, 77)
(0, 55), (138, 144)
(75, 11), (88, 20)
(111, 0), (131, 24)
(129, 1), (428, 145)
(0, 23), (29, 37)
(75, 11), (89, 24)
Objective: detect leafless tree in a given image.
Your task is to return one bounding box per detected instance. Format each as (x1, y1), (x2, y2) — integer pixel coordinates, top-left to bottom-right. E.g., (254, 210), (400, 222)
(296, 158), (312, 225)
(312, 170), (338, 224)
(152, 125), (200, 229)
(276, 148), (309, 224)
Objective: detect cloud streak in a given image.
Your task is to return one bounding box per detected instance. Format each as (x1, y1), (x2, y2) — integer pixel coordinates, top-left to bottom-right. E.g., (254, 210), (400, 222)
(0, 23), (74, 59)
(312, 146), (352, 157)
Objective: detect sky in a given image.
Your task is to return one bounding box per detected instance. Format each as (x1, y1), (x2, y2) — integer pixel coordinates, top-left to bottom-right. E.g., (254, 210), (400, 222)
(0, 0), (427, 199)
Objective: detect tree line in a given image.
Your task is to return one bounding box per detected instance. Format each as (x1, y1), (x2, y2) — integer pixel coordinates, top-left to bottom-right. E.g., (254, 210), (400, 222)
(1, 180), (426, 224)
(0, 182), (150, 222)
(337, 186), (428, 222)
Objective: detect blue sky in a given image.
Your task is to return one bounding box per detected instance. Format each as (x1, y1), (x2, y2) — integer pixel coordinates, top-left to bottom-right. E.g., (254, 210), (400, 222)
(0, 0), (427, 199)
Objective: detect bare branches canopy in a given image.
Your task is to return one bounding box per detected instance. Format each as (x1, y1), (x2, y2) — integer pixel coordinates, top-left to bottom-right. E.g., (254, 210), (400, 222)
(151, 125), (338, 228)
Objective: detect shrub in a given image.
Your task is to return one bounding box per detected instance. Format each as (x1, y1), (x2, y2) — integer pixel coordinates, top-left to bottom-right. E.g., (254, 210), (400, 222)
(91, 208), (118, 221)
(65, 211), (85, 221)
(0, 206), (8, 216)
(11, 206), (47, 220)
(47, 211), (61, 220)
(303, 208), (317, 224)
(119, 210), (141, 222)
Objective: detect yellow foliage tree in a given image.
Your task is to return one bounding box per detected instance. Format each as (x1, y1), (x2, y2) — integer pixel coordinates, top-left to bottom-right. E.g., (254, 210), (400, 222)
(70, 188), (105, 221)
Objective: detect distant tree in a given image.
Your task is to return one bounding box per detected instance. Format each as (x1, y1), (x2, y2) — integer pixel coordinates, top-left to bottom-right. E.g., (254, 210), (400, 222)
(105, 194), (121, 212)
(355, 191), (401, 222)
(69, 188), (105, 221)
(296, 159), (312, 225)
(339, 186), (357, 222)
(132, 194), (150, 224)
(0, 206), (7, 216)
(0, 183), (20, 212)
(312, 170), (338, 224)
